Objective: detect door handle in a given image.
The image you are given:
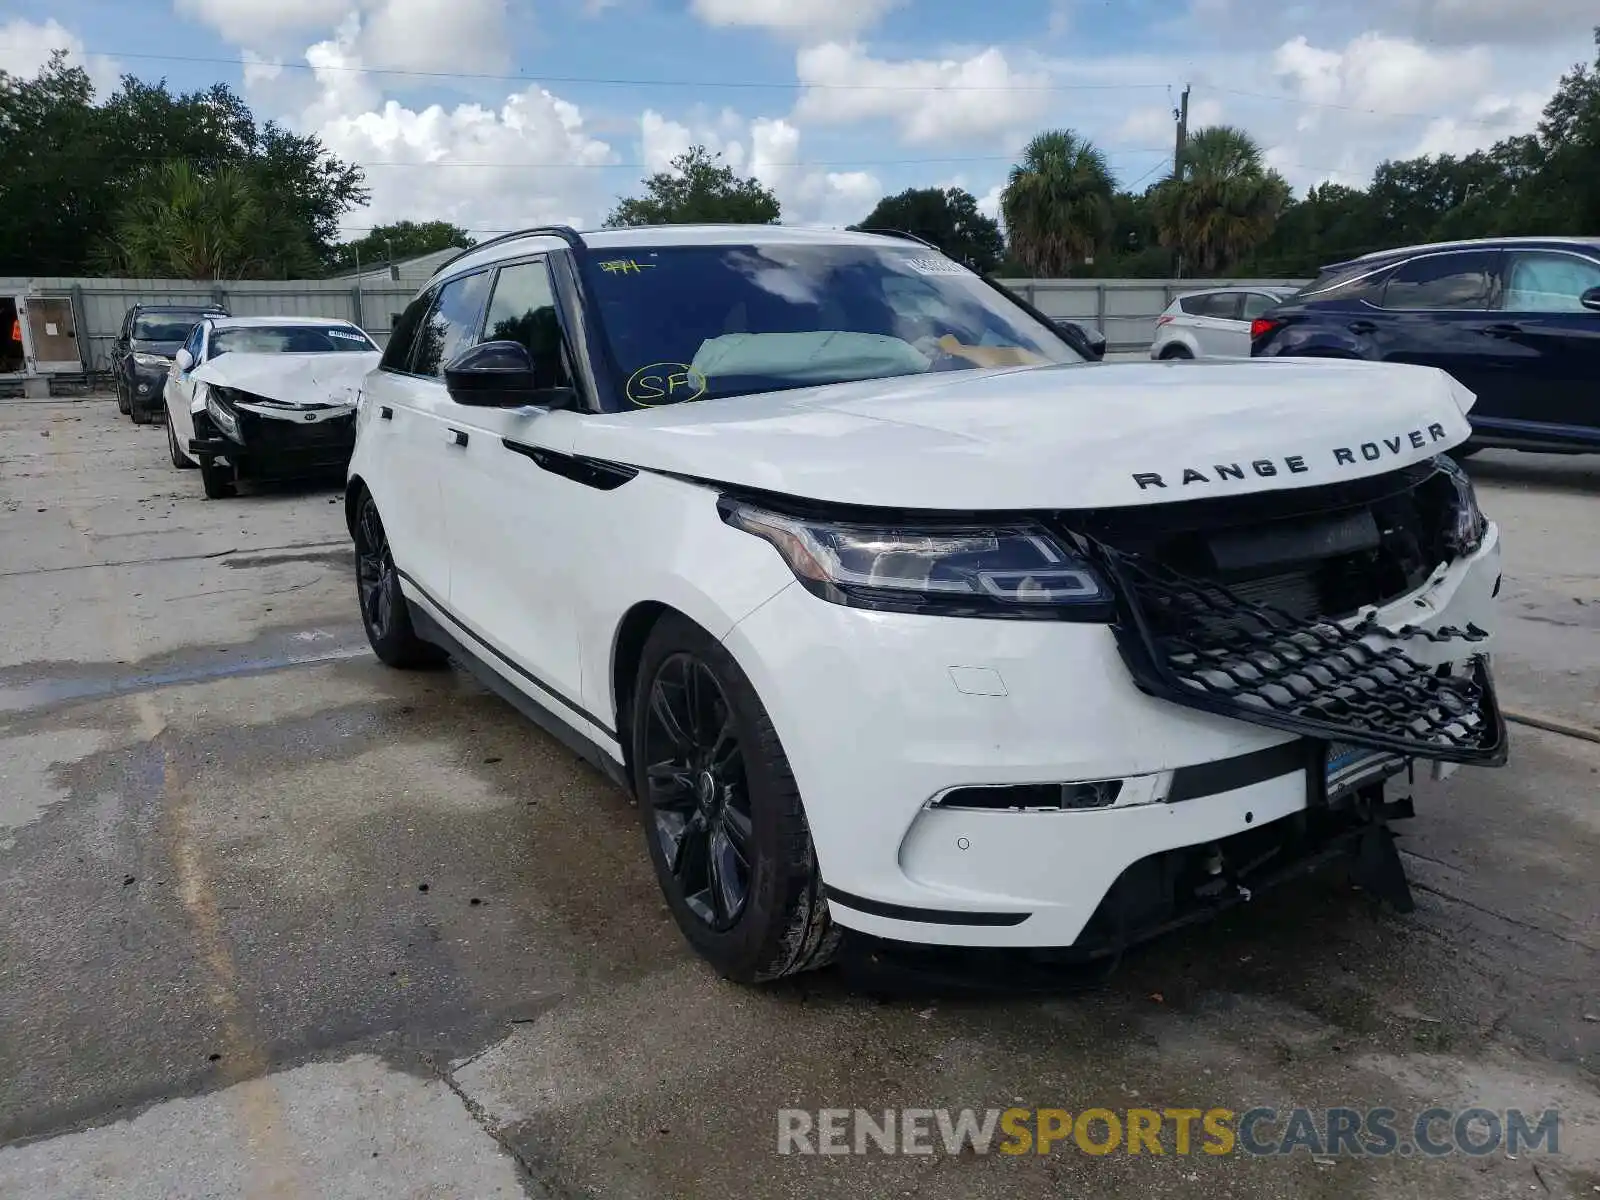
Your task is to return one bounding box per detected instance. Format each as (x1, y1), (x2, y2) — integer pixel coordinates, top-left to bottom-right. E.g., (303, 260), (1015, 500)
(379, 406), (393, 420)
(1474, 323), (1522, 338)
(446, 427), (469, 447)
(1346, 320), (1378, 335)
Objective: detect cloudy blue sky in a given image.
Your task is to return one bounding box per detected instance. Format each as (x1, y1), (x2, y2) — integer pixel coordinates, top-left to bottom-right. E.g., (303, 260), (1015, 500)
(2, 0), (1594, 237)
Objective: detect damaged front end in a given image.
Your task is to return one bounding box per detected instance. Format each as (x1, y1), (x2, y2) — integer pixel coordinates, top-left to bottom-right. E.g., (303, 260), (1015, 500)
(1057, 458), (1501, 967)
(191, 385), (357, 482)
(1067, 456), (1505, 765)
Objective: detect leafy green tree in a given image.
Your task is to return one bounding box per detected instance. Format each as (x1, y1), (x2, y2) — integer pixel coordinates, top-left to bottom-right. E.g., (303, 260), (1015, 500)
(853, 186), (1005, 273)
(95, 160), (320, 280)
(1532, 27), (1600, 230)
(0, 56), (366, 276)
(1153, 125), (1290, 275)
(329, 220), (477, 273)
(604, 146), (780, 227)
(1000, 130), (1115, 276)
(0, 54), (107, 275)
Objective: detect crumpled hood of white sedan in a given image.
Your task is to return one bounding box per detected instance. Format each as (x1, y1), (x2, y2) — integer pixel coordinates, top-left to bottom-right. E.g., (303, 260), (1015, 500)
(191, 351), (380, 411)
(575, 357), (1479, 511)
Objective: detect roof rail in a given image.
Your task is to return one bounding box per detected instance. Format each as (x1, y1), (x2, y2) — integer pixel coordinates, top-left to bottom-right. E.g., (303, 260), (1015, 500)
(855, 227), (942, 252)
(434, 225), (589, 274)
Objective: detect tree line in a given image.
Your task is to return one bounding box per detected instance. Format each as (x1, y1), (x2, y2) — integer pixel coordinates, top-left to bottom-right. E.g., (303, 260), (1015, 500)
(1, 28), (1594, 281)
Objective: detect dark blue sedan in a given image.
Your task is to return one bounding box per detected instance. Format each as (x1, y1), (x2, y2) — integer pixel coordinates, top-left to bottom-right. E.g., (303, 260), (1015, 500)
(1252, 237), (1600, 455)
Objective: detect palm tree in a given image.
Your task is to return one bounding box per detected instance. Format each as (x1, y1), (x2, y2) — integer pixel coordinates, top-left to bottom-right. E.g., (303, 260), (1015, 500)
(1153, 126), (1290, 276)
(1000, 130), (1116, 276)
(96, 160), (318, 279)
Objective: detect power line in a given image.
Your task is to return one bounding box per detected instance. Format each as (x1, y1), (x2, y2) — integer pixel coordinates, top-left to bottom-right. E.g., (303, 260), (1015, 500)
(78, 49), (1525, 130)
(84, 49), (1173, 93)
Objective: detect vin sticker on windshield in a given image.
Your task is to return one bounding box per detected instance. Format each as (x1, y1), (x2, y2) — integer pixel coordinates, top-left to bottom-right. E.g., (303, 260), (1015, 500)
(328, 330), (368, 341)
(903, 256), (967, 276)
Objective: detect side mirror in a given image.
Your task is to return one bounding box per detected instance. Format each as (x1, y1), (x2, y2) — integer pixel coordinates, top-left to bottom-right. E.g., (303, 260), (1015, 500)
(1053, 318), (1106, 362)
(175, 348), (194, 371)
(1581, 286), (1600, 313)
(443, 340), (576, 408)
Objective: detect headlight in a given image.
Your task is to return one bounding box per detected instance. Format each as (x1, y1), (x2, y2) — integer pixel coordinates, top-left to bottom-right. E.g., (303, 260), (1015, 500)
(721, 499), (1113, 620)
(205, 387), (241, 441)
(133, 352), (170, 369)
(1436, 455), (1487, 556)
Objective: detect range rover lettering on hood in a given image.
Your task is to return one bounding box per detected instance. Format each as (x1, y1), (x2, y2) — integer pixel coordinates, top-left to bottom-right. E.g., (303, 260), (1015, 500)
(1131, 422), (1454, 491)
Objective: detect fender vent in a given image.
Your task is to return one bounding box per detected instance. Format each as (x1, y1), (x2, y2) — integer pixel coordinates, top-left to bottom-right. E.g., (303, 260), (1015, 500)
(1093, 544), (1506, 764)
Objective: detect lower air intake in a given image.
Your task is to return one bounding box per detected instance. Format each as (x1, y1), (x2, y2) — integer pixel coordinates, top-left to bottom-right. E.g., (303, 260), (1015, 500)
(1091, 544), (1506, 764)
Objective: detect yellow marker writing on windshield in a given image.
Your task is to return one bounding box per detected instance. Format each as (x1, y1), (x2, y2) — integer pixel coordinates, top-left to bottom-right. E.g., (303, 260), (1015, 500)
(599, 258), (655, 275)
(626, 362), (707, 405)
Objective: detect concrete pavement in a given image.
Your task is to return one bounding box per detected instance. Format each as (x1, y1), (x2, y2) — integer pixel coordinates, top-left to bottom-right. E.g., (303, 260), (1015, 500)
(1, 396), (1596, 1199)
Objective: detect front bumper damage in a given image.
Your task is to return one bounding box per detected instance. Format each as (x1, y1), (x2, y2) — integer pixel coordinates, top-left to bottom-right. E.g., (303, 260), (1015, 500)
(191, 398), (355, 481)
(728, 512), (1504, 959)
(1089, 538), (1508, 766)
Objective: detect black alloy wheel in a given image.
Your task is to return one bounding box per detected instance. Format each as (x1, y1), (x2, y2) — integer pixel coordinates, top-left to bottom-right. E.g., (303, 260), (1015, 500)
(353, 492), (444, 668)
(631, 614), (837, 982)
(642, 653), (754, 931)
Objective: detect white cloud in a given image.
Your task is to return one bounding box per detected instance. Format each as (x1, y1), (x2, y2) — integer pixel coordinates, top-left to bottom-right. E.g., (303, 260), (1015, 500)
(1410, 91), (1549, 158)
(795, 42), (1050, 144)
(276, 18), (615, 234)
(1274, 33), (1493, 118)
(319, 90), (616, 233)
(173, 0), (334, 46)
(1380, 0), (1599, 47)
(357, 0), (510, 74)
(631, 109), (881, 226)
(240, 50), (284, 88)
(690, 0), (901, 42)
(0, 17), (120, 94)
(177, 0), (510, 71)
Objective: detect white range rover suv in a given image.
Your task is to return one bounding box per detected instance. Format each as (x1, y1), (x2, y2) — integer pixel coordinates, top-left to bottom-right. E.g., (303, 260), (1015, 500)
(346, 224), (1506, 983)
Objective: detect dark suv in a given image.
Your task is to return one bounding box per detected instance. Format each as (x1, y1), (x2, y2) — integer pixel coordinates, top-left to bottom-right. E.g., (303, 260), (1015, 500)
(1252, 237), (1600, 455)
(112, 302), (228, 424)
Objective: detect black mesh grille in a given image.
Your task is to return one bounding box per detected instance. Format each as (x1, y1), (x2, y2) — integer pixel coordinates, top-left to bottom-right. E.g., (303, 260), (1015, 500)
(1093, 545), (1505, 763)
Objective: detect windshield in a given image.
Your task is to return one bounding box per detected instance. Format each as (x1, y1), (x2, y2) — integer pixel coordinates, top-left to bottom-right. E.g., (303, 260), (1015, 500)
(580, 244), (1082, 408)
(209, 325), (376, 357)
(133, 314), (206, 341)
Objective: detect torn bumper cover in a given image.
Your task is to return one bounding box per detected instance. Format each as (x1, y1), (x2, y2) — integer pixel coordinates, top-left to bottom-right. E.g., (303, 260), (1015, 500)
(1092, 542), (1507, 765)
(191, 390), (356, 480)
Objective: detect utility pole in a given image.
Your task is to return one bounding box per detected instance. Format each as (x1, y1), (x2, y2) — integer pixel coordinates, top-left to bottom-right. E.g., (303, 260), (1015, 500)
(1173, 83), (1191, 279)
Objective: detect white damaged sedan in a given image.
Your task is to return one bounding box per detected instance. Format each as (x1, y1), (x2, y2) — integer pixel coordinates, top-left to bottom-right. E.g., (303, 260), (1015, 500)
(162, 315), (380, 498)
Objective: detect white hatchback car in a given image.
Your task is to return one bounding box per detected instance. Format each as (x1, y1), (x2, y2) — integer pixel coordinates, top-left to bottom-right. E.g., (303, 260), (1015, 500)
(1150, 286), (1299, 359)
(347, 225), (1505, 983)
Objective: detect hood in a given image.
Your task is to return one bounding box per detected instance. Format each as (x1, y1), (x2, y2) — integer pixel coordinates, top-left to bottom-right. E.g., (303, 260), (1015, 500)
(131, 340), (182, 358)
(192, 351), (380, 409)
(574, 358), (1477, 511)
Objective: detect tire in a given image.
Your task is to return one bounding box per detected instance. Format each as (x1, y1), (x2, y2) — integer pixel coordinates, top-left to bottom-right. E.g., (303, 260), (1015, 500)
(130, 401), (149, 424)
(631, 613), (837, 983)
(352, 491), (446, 669)
(167, 413), (195, 468)
(198, 456), (236, 499)
(116, 382), (130, 415)
(1159, 344), (1194, 360)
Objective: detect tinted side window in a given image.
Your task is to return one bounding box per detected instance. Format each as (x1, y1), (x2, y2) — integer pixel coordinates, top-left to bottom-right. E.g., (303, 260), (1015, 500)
(412, 272), (493, 379)
(1381, 252), (1496, 311)
(382, 291), (434, 373)
(1502, 251), (1600, 313)
(1241, 292), (1279, 320)
(482, 260), (572, 390)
